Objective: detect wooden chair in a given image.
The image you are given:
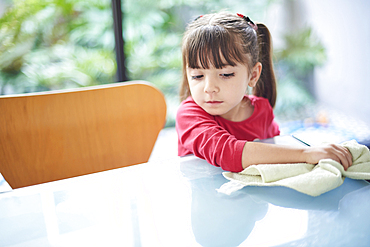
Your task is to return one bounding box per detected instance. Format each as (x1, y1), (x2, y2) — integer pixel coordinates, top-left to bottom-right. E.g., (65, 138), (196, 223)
(0, 81), (167, 189)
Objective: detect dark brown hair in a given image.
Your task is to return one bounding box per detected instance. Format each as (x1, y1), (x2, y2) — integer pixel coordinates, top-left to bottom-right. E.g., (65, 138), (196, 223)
(180, 12), (277, 107)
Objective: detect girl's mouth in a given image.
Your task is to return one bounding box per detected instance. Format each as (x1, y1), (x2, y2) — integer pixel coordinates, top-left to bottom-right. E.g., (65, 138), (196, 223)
(206, 101), (223, 105)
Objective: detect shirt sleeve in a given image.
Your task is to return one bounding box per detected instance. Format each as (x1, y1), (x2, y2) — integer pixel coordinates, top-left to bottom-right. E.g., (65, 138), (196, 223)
(176, 99), (246, 172)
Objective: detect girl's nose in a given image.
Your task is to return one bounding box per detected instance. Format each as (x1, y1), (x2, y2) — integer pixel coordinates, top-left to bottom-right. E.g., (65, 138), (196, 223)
(204, 78), (219, 94)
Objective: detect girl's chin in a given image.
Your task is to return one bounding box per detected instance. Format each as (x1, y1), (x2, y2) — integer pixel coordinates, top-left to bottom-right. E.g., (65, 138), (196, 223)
(202, 107), (226, 116)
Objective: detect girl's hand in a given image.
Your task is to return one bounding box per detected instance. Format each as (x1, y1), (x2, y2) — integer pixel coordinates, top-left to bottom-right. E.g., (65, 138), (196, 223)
(303, 144), (353, 170)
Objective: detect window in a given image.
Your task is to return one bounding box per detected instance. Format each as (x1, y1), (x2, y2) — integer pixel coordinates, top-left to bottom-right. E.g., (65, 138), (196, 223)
(0, 0), (117, 94)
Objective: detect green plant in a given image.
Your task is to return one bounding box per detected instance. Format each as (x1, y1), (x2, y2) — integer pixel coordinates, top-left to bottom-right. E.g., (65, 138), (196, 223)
(273, 26), (327, 121)
(275, 26), (327, 76)
(0, 0), (116, 94)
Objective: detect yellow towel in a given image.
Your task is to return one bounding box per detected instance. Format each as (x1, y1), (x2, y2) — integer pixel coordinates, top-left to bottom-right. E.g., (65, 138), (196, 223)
(217, 140), (370, 196)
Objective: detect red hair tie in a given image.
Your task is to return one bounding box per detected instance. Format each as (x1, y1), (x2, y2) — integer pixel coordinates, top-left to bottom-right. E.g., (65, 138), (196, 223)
(237, 13), (258, 31)
(194, 15), (203, 21)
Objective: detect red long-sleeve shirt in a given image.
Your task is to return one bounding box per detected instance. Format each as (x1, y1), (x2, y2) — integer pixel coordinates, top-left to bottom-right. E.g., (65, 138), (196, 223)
(176, 95), (280, 172)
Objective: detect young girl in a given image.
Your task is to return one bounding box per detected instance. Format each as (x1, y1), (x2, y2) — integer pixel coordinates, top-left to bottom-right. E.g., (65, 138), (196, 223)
(176, 12), (352, 173)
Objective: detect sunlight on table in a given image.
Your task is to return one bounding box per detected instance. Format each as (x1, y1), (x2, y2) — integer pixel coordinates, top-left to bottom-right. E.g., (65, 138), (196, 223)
(241, 204), (308, 246)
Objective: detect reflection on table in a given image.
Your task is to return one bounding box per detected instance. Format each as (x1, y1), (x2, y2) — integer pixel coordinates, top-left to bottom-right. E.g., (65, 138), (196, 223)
(1, 136), (370, 247)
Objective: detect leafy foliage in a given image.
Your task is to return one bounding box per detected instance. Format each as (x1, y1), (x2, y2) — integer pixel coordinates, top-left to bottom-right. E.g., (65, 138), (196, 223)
(274, 26), (327, 120)
(275, 27), (327, 75)
(0, 0), (116, 94)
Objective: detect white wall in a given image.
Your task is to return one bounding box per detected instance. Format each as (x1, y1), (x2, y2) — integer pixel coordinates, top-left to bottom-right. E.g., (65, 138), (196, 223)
(272, 0), (370, 124)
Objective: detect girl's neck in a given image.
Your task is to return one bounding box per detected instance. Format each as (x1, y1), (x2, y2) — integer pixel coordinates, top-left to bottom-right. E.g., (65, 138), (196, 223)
(220, 96), (254, 122)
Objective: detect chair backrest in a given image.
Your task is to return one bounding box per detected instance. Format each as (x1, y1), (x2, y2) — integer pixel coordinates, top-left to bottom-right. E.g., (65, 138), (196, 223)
(0, 81), (167, 189)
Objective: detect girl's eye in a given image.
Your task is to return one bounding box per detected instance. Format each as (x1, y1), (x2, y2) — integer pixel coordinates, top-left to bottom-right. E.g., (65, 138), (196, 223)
(191, 75), (203, 80)
(221, 73), (235, 78)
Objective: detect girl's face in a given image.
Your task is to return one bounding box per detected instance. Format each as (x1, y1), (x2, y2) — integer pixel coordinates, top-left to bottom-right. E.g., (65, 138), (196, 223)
(187, 62), (261, 121)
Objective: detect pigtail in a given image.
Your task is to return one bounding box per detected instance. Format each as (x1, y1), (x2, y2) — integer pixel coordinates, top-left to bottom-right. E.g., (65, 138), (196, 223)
(253, 23), (277, 108)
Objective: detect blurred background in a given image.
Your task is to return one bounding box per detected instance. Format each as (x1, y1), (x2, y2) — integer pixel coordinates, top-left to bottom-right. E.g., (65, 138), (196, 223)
(1, 0), (370, 147)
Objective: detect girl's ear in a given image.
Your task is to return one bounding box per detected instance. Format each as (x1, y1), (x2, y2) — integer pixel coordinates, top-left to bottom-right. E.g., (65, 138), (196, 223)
(248, 62), (262, 87)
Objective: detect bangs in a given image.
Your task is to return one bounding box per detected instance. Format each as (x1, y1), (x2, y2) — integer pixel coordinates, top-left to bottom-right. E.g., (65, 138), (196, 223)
(185, 25), (246, 69)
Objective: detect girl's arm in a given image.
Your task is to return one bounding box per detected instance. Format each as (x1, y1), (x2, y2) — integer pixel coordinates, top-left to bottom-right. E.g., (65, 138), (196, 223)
(242, 142), (353, 170)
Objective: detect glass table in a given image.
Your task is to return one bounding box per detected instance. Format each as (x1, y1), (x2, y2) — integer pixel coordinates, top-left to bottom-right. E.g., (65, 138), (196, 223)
(1, 136), (369, 246)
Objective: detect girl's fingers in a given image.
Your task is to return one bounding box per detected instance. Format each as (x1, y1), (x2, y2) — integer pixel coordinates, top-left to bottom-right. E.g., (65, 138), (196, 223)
(330, 144), (352, 170)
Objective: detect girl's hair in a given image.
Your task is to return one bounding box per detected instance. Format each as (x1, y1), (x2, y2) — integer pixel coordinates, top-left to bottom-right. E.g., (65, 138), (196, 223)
(180, 12), (277, 108)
